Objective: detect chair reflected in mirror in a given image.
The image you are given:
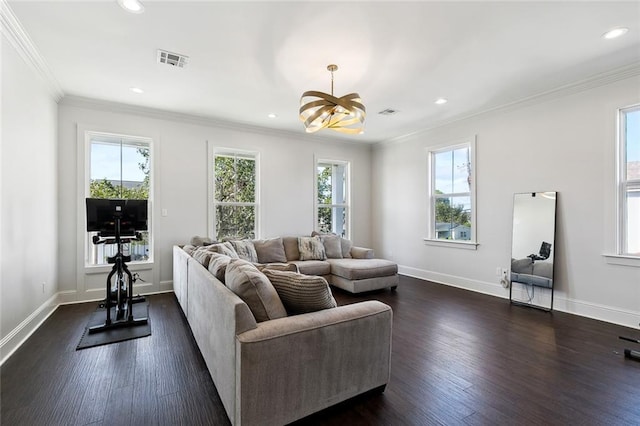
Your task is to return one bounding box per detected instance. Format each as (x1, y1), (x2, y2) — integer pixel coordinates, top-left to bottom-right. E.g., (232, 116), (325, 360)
(509, 192), (557, 311)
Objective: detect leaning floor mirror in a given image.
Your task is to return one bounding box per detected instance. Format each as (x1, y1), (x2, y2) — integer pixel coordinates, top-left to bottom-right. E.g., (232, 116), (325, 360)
(509, 192), (557, 311)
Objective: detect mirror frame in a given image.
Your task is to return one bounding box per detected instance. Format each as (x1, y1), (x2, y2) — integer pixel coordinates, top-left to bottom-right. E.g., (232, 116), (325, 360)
(509, 191), (557, 311)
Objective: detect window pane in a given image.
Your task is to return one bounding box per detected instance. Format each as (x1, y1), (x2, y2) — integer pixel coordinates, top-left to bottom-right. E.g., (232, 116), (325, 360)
(452, 147), (471, 194)
(626, 188), (640, 255)
(216, 205), (255, 240)
(318, 206), (332, 234)
(434, 151), (453, 194)
(215, 155), (256, 203)
(317, 164), (332, 204)
(434, 196), (471, 240)
(626, 109), (640, 181)
(88, 135), (151, 266)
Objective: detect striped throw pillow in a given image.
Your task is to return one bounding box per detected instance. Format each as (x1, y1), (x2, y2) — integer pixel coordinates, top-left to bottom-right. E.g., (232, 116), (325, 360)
(263, 269), (337, 314)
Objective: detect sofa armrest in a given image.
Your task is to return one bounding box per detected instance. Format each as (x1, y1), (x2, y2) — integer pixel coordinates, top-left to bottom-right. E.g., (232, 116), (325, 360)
(235, 301), (392, 425)
(350, 246), (374, 259)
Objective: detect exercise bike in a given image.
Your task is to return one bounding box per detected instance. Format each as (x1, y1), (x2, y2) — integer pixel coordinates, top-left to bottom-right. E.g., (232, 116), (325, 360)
(87, 199), (148, 334)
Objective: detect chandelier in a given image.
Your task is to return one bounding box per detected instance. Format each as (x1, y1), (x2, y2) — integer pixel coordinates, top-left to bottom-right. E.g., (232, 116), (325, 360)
(299, 64), (366, 135)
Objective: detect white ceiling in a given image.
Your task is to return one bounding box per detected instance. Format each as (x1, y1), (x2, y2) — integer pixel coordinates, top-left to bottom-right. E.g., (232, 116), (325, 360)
(7, 1), (640, 143)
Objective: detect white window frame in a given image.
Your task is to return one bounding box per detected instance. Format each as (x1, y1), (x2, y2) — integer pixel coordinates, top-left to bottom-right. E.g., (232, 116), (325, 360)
(208, 144), (260, 240)
(616, 104), (640, 258)
(314, 158), (351, 239)
(83, 130), (154, 268)
(424, 136), (478, 249)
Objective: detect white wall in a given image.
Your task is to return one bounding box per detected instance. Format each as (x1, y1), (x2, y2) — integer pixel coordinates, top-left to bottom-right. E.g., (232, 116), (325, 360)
(1, 34), (58, 353)
(372, 76), (640, 328)
(57, 99), (372, 301)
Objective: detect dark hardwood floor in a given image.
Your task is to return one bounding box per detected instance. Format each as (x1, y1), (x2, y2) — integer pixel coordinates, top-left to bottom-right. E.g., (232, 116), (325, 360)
(2, 276), (640, 425)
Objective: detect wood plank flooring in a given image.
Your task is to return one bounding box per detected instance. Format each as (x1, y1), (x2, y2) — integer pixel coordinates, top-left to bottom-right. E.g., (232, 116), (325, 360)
(2, 275), (640, 425)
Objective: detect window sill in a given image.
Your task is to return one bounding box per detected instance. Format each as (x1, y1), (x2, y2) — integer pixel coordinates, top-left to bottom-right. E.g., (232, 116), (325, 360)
(423, 238), (479, 250)
(602, 254), (640, 268)
(85, 261), (154, 275)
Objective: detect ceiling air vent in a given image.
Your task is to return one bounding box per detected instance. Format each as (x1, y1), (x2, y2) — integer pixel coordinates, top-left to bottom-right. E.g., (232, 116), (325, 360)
(157, 49), (188, 68)
(378, 108), (398, 116)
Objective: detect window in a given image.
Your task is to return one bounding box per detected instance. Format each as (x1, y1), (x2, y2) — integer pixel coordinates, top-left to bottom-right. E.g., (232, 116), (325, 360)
(213, 150), (258, 240)
(618, 105), (640, 256)
(316, 160), (350, 237)
(427, 138), (476, 246)
(86, 132), (152, 266)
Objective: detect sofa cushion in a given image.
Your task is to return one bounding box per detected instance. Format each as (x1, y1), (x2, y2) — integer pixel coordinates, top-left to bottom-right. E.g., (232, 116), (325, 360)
(225, 259), (287, 322)
(256, 262), (299, 273)
(298, 236), (326, 261)
(327, 259), (398, 280)
(290, 260), (331, 276)
(230, 240), (258, 263)
(208, 253), (232, 282)
(182, 244), (197, 256)
(192, 247), (215, 268)
(190, 235), (215, 246)
(282, 236), (300, 261)
(263, 269), (337, 314)
(340, 238), (353, 258)
(207, 241), (239, 258)
(253, 237), (287, 263)
(511, 257), (533, 274)
(320, 234), (343, 259)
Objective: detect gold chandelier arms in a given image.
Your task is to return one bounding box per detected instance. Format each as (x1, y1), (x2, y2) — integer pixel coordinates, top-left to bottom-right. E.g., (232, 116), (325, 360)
(299, 64), (366, 135)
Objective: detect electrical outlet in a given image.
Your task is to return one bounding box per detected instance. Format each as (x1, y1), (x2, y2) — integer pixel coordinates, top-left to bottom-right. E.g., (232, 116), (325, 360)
(495, 266), (501, 276)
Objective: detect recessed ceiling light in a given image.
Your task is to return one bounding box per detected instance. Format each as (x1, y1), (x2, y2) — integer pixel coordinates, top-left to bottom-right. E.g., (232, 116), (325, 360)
(435, 98), (448, 105)
(118, 0), (144, 14)
(130, 87), (144, 94)
(603, 27), (628, 39)
(267, 113), (278, 119)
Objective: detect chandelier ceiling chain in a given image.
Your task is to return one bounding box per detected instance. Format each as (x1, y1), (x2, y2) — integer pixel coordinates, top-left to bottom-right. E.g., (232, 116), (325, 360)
(299, 64), (366, 135)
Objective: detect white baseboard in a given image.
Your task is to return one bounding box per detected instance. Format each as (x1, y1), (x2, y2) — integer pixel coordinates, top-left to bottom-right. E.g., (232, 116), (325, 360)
(399, 265), (640, 329)
(0, 292), (60, 366)
(1, 284), (175, 366)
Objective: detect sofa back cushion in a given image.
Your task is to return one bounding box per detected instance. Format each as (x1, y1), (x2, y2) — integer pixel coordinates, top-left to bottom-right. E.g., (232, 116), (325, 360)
(207, 242), (239, 258)
(208, 253), (232, 282)
(225, 259), (287, 322)
(230, 240), (258, 263)
(253, 237), (287, 263)
(263, 269), (337, 314)
(282, 236), (300, 261)
(298, 236), (327, 261)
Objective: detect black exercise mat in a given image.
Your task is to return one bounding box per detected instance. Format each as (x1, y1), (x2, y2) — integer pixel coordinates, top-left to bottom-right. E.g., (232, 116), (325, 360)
(76, 302), (151, 350)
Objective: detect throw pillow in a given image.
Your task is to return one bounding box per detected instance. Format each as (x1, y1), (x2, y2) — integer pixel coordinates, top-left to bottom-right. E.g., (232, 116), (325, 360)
(298, 236), (326, 261)
(230, 240), (258, 263)
(263, 269), (337, 315)
(191, 247), (214, 268)
(206, 242), (239, 259)
(320, 234), (343, 259)
(253, 237), (287, 263)
(225, 259), (287, 322)
(208, 253), (232, 282)
(190, 235), (214, 246)
(182, 244), (196, 256)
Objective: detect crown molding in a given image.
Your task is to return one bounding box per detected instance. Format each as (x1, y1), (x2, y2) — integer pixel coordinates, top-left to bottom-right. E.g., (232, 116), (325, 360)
(59, 95), (369, 148)
(0, 0), (64, 101)
(377, 62), (640, 148)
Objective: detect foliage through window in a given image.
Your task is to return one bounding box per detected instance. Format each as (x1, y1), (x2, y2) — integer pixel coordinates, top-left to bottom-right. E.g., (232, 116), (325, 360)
(87, 132), (152, 265)
(619, 105), (640, 256)
(214, 151), (257, 240)
(428, 140), (475, 243)
(316, 160), (349, 237)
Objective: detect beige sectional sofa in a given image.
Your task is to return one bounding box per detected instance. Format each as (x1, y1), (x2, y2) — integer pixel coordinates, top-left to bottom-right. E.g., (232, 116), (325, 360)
(185, 235), (399, 294)
(173, 245), (393, 425)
